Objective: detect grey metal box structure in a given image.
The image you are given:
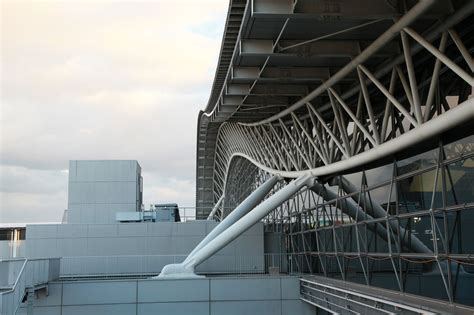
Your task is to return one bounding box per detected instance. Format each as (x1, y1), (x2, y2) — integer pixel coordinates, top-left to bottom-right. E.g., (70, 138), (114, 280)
(67, 160), (142, 224)
(25, 221), (264, 276)
(20, 276), (314, 315)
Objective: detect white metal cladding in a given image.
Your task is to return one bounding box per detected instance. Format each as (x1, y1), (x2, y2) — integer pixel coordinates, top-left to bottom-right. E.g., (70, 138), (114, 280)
(18, 276), (314, 315)
(24, 222), (264, 276)
(195, 0), (474, 219)
(68, 160), (142, 224)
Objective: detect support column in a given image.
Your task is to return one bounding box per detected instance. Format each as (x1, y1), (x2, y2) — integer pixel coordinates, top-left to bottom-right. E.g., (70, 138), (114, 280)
(186, 175), (282, 263)
(336, 176), (431, 254)
(311, 181), (389, 240)
(157, 174), (314, 278)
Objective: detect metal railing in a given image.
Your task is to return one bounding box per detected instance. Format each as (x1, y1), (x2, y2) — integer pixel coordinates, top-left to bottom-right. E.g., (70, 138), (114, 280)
(299, 276), (474, 314)
(59, 253), (305, 278)
(0, 258), (60, 315)
(177, 207), (197, 222)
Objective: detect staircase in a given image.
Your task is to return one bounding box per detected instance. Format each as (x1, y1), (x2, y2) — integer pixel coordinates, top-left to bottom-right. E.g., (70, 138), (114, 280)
(0, 258), (60, 315)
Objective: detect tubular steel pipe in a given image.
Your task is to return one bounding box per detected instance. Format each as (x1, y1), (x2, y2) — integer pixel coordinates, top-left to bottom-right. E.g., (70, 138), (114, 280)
(206, 195), (224, 220)
(187, 174), (314, 268)
(157, 174), (314, 278)
(222, 98), (474, 179)
(241, 0), (435, 127)
(186, 175), (282, 262)
(404, 27), (474, 86)
(335, 177), (432, 254)
(310, 182), (389, 241)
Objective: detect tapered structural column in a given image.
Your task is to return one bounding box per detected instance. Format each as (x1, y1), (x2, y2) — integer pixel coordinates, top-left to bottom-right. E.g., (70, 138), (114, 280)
(311, 182), (389, 240)
(336, 176), (431, 254)
(158, 174), (314, 278)
(186, 175), (282, 263)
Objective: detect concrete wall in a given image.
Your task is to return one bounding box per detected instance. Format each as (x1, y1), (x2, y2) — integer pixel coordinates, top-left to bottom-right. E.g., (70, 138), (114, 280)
(21, 276), (315, 315)
(25, 221), (264, 275)
(68, 160), (142, 224)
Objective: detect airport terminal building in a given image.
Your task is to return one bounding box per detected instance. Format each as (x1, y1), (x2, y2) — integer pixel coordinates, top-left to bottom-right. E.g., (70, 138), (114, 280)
(1, 0), (474, 314)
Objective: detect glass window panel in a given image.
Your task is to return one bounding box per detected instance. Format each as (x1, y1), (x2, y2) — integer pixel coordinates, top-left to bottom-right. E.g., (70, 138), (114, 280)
(445, 157), (474, 206)
(399, 214), (434, 253)
(398, 168), (442, 211)
(364, 184), (397, 215)
(365, 163), (394, 186)
(397, 148), (438, 176)
(443, 134), (474, 161)
(457, 208), (474, 255)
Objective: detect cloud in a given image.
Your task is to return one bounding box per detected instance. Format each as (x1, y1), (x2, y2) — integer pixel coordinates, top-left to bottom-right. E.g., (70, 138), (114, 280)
(0, 165), (68, 195)
(0, 0), (227, 223)
(0, 166), (69, 223)
(142, 172), (195, 206)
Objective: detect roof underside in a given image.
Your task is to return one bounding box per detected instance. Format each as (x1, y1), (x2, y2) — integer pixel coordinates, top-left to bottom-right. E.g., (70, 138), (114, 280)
(195, 0), (471, 219)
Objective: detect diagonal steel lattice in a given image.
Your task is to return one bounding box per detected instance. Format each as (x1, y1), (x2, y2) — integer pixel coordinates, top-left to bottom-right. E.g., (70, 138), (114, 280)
(197, 0), (474, 305)
(211, 11), (474, 205)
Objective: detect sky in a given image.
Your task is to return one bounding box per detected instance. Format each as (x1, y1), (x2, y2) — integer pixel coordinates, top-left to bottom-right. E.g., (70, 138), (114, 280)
(0, 0), (228, 223)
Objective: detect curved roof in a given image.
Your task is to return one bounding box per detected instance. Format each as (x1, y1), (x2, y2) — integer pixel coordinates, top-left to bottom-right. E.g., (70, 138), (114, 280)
(195, 0), (459, 219)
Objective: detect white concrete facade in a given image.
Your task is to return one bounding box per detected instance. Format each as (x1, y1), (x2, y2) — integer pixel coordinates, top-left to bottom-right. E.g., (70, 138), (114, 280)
(67, 160), (142, 224)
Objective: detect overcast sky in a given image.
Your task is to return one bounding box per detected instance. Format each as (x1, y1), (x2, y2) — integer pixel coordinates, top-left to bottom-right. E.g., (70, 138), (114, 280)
(0, 0), (228, 223)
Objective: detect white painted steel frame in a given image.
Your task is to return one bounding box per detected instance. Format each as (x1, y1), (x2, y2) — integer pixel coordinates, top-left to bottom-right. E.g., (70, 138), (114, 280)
(218, 98), (473, 179)
(210, 3), (474, 207)
(186, 175), (282, 262)
(158, 174), (314, 278)
(193, 1), (473, 302)
(195, 0), (474, 301)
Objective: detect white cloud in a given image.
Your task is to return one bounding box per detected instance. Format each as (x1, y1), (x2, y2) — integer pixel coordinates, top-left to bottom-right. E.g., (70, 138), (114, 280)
(0, 0), (227, 222)
(0, 166), (69, 223)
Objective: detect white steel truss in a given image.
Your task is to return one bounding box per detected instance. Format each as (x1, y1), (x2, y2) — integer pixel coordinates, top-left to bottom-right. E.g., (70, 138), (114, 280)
(192, 0), (474, 306)
(209, 2), (474, 208)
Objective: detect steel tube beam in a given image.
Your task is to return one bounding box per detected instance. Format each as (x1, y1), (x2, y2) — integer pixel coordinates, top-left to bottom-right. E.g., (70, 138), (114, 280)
(187, 174), (314, 268)
(310, 182), (389, 242)
(424, 31), (448, 122)
(187, 175), (282, 262)
(404, 27), (474, 86)
(259, 0), (474, 125)
(157, 174), (314, 278)
(448, 28), (474, 72)
(222, 98), (474, 178)
(206, 195), (224, 220)
(241, 0), (434, 127)
(336, 177), (432, 254)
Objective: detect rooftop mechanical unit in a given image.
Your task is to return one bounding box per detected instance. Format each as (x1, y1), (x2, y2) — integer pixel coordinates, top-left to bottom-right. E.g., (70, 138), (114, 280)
(116, 203), (181, 223)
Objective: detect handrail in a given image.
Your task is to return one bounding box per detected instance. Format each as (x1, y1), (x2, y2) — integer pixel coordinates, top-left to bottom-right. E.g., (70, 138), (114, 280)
(60, 253), (304, 278)
(0, 258), (27, 315)
(0, 258), (60, 315)
(11, 260), (27, 314)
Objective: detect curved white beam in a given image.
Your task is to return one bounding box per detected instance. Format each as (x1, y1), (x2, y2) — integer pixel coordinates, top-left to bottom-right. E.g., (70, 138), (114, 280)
(240, 0), (434, 127)
(220, 98), (474, 178)
(157, 174), (314, 278)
